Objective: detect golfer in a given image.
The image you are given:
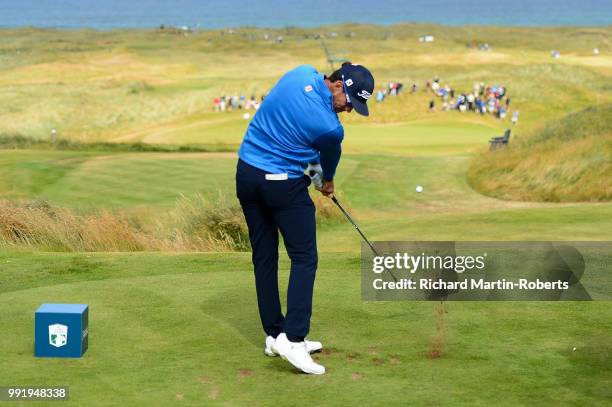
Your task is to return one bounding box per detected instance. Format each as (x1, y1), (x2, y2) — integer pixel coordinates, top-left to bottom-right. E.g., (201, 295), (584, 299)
(236, 62), (374, 374)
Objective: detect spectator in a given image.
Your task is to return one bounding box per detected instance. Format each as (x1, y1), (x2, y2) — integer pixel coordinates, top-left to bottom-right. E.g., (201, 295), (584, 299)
(467, 93), (475, 111)
(214, 91), (267, 113)
(456, 94), (466, 109)
(512, 110), (519, 125)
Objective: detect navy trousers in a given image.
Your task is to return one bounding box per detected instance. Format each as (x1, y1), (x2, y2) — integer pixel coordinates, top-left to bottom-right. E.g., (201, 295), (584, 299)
(235, 159), (317, 342)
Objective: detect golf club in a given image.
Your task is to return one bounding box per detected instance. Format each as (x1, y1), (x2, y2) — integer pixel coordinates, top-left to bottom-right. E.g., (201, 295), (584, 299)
(331, 196), (398, 282)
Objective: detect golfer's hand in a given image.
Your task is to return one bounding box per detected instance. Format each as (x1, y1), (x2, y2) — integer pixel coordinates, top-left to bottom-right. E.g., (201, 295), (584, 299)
(306, 163), (323, 189)
(317, 180), (334, 197)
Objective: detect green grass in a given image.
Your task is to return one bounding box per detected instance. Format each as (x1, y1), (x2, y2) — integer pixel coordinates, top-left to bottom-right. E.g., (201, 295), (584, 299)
(1, 25), (610, 142)
(0, 121), (495, 211)
(343, 121), (501, 155)
(0, 150), (93, 200)
(0, 251), (610, 406)
(468, 105), (612, 202)
(41, 153), (235, 209)
(0, 150), (237, 209)
(0, 116), (497, 208)
(2, 148), (610, 242)
(0, 24), (610, 405)
(0, 134), (234, 152)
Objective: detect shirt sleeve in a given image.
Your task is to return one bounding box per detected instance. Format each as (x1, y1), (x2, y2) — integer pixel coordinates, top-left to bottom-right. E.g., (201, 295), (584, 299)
(312, 126), (344, 181)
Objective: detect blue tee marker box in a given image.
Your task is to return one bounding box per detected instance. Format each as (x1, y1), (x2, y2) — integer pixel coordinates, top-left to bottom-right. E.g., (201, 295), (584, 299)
(35, 304), (89, 358)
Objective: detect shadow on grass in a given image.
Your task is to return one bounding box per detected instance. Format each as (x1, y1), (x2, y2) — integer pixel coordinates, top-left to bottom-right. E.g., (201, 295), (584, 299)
(199, 283), (261, 348)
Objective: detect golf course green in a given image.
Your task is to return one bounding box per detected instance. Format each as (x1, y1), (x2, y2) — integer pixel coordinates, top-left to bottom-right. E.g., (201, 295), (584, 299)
(1, 24), (610, 405)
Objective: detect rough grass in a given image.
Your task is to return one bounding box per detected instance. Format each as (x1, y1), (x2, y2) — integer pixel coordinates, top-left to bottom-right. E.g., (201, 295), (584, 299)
(0, 196), (250, 252)
(468, 105), (612, 202)
(0, 192), (353, 252)
(0, 199), (147, 251)
(169, 193), (250, 251)
(310, 191), (352, 224)
(1, 25), (610, 142)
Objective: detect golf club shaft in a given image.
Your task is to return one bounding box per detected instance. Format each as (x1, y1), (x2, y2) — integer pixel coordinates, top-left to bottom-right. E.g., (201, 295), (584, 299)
(331, 196), (398, 282)
(331, 196), (379, 255)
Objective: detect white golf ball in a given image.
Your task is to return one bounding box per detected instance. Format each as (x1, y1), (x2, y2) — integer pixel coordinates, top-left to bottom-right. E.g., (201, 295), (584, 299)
(416, 185), (423, 193)
(243, 113), (250, 120)
(572, 347), (577, 351)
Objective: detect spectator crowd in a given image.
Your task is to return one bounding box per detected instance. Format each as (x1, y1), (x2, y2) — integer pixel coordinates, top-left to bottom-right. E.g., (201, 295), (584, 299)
(375, 81), (404, 103)
(212, 77), (520, 126)
(426, 77), (519, 124)
(213, 94), (266, 112)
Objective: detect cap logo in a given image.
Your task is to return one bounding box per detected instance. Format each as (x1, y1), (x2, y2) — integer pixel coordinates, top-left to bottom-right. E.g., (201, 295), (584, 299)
(345, 79), (353, 87)
(304, 85), (313, 92)
(357, 90), (372, 100)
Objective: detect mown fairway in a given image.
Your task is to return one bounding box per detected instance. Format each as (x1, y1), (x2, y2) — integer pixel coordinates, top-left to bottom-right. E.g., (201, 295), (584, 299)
(1, 24), (611, 406)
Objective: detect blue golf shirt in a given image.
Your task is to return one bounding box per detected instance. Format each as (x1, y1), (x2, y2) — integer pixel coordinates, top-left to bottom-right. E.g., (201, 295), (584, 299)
(238, 65), (344, 180)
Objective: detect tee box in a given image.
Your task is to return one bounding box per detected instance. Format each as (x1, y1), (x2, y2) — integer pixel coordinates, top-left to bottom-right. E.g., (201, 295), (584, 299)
(35, 304), (89, 358)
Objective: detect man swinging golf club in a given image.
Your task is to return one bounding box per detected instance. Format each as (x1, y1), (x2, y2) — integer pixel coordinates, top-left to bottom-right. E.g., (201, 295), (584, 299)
(236, 62), (374, 374)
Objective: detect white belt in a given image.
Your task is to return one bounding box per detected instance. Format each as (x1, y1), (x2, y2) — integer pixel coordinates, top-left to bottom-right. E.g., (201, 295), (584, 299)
(265, 173), (288, 181)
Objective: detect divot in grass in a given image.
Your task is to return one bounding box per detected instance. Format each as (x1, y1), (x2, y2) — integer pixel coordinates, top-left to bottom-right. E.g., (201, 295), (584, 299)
(238, 369), (254, 378)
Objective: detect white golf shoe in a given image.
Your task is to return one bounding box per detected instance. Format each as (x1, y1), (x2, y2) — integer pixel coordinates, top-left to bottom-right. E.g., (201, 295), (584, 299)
(265, 335), (323, 357)
(271, 333), (326, 375)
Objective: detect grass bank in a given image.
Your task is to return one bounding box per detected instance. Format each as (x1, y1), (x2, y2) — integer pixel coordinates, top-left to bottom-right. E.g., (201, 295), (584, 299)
(468, 104), (612, 202)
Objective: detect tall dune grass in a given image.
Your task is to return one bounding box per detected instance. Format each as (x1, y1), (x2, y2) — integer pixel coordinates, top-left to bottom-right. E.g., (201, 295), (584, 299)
(468, 104), (612, 202)
(0, 200), (147, 251)
(0, 192), (347, 252)
(0, 197), (245, 252)
(168, 193), (250, 251)
(310, 191), (351, 224)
